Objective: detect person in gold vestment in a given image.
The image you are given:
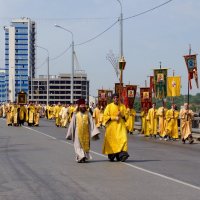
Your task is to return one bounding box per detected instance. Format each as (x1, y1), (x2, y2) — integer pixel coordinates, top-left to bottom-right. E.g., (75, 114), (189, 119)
(59, 104), (69, 128)
(11, 102), (19, 126)
(54, 102), (62, 127)
(102, 93), (129, 162)
(19, 104), (27, 126)
(140, 108), (149, 136)
(179, 103), (194, 144)
(125, 104), (136, 135)
(93, 104), (103, 128)
(166, 104), (179, 140)
(146, 103), (158, 138)
(66, 99), (100, 163)
(34, 102), (41, 126)
(27, 102), (35, 126)
(156, 103), (167, 139)
(5, 102), (13, 126)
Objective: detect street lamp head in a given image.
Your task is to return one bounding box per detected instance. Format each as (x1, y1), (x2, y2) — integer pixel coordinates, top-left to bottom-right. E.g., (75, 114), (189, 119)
(119, 56), (126, 70)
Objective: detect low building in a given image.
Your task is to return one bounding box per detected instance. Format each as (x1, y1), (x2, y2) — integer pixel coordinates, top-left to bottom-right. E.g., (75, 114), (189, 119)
(28, 71), (89, 104)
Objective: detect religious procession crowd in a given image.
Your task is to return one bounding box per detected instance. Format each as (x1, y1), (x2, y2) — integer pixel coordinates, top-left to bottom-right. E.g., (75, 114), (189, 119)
(0, 101), (80, 128)
(0, 94), (195, 163)
(140, 102), (195, 144)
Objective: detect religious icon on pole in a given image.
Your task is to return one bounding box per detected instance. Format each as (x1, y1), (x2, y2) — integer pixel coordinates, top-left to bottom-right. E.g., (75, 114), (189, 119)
(167, 76), (181, 97)
(122, 85), (137, 108)
(153, 69), (168, 99)
(140, 87), (152, 112)
(98, 89), (113, 108)
(184, 54), (199, 89)
(17, 91), (27, 105)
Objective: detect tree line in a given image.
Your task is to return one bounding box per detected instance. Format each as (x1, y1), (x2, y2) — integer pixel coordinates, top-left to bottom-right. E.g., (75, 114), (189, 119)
(134, 93), (200, 113)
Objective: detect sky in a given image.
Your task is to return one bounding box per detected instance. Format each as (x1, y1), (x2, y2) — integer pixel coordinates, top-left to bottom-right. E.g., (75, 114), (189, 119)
(0, 0), (200, 97)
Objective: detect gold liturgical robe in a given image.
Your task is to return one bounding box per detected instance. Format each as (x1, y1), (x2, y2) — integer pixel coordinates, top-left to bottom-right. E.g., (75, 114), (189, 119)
(19, 105), (27, 121)
(125, 108), (136, 133)
(27, 105), (35, 124)
(54, 105), (62, 126)
(156, 106), (167, 137)
(166, 109), (179, 139)
(180, 109), (194, 140)
(6, 104), (13, 125)
(146, 108), (158, 135)
(102, 102), (128, 155)
(34, 105), (41, 126)
(66, 111), (100, 162)
(11, 105), (19, 124)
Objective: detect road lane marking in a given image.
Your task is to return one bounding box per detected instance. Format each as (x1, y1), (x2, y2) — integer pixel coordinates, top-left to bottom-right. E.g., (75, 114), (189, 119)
(23, 126), (57, 140)
(22, 125), (200, 191)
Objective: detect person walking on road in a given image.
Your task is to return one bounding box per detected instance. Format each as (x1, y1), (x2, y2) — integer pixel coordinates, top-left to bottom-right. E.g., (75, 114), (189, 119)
(180, 103), (194, 144)
(102, 93), (129, 162)
(66, 99), (100, 163)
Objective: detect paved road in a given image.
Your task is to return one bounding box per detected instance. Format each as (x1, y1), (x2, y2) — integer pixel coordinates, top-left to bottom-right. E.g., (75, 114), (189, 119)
(0, 118), (200, 200)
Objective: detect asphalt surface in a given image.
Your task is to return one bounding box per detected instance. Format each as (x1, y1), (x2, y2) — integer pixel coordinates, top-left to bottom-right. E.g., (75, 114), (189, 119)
(0, 118), (200, 200)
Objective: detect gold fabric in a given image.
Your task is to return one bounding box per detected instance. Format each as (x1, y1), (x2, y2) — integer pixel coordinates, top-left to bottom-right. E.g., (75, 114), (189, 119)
(34, 105), (41, 125)
(27, 105), (35, 123)
(156, 107), (167, 137)
(166, 109), (179, 139)
(180, 109), (194, 140)
(141, 111), (149, 135)
(68, 105), (75, 123)
(146, 108), (158, 135)
(5, 105), (12, 125)
(54, 105), (62, 126)
(93, 107), (100, 126)
(102, 102), (128, 154)
(76, 112), (90, 152)
(93, 107), (104, 127)
(11, 105), (19, 124)
(19, 105), (27, 121)
(125, 108), (136, 132)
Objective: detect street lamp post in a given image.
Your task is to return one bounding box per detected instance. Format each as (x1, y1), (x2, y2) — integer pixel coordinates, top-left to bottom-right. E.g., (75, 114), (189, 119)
(115, 0), (125, 100)
(116, 0), (123, 58)
(54, 24), (74, 104)
(36, 46), (49, 105)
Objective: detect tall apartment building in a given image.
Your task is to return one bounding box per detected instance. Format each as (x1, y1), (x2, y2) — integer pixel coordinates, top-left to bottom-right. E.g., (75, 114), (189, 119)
(29, 71), (89, 105)
(2, 17), (36, 102)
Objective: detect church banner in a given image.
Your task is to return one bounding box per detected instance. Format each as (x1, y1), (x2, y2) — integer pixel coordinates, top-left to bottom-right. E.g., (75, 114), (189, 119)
(153, 68), (168, 99)
(98, 89), (113, 108)
(183, 54), (199, 89)
(122, 85), (137, 107)
(150, 76), (155, 93)
(140, 87), (152, 112)
(167, 76), (181, 97)
(115, 83), (123, 95)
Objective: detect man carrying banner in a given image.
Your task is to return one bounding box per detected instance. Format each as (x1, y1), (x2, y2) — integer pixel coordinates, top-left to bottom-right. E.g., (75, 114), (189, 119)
(179, 103), (194, 144)
(125, 103), (136, 135)
(157, 101), (168, 139)
(166, 104), (179, 140)
(146, 103), (158, 138)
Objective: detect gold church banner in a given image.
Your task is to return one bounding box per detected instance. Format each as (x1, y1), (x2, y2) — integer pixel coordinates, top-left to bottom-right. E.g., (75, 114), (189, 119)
(167, 76), (181, 97)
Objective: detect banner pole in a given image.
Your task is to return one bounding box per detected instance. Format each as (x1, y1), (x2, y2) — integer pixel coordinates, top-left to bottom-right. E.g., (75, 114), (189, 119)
(187, 44), (191, 106)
